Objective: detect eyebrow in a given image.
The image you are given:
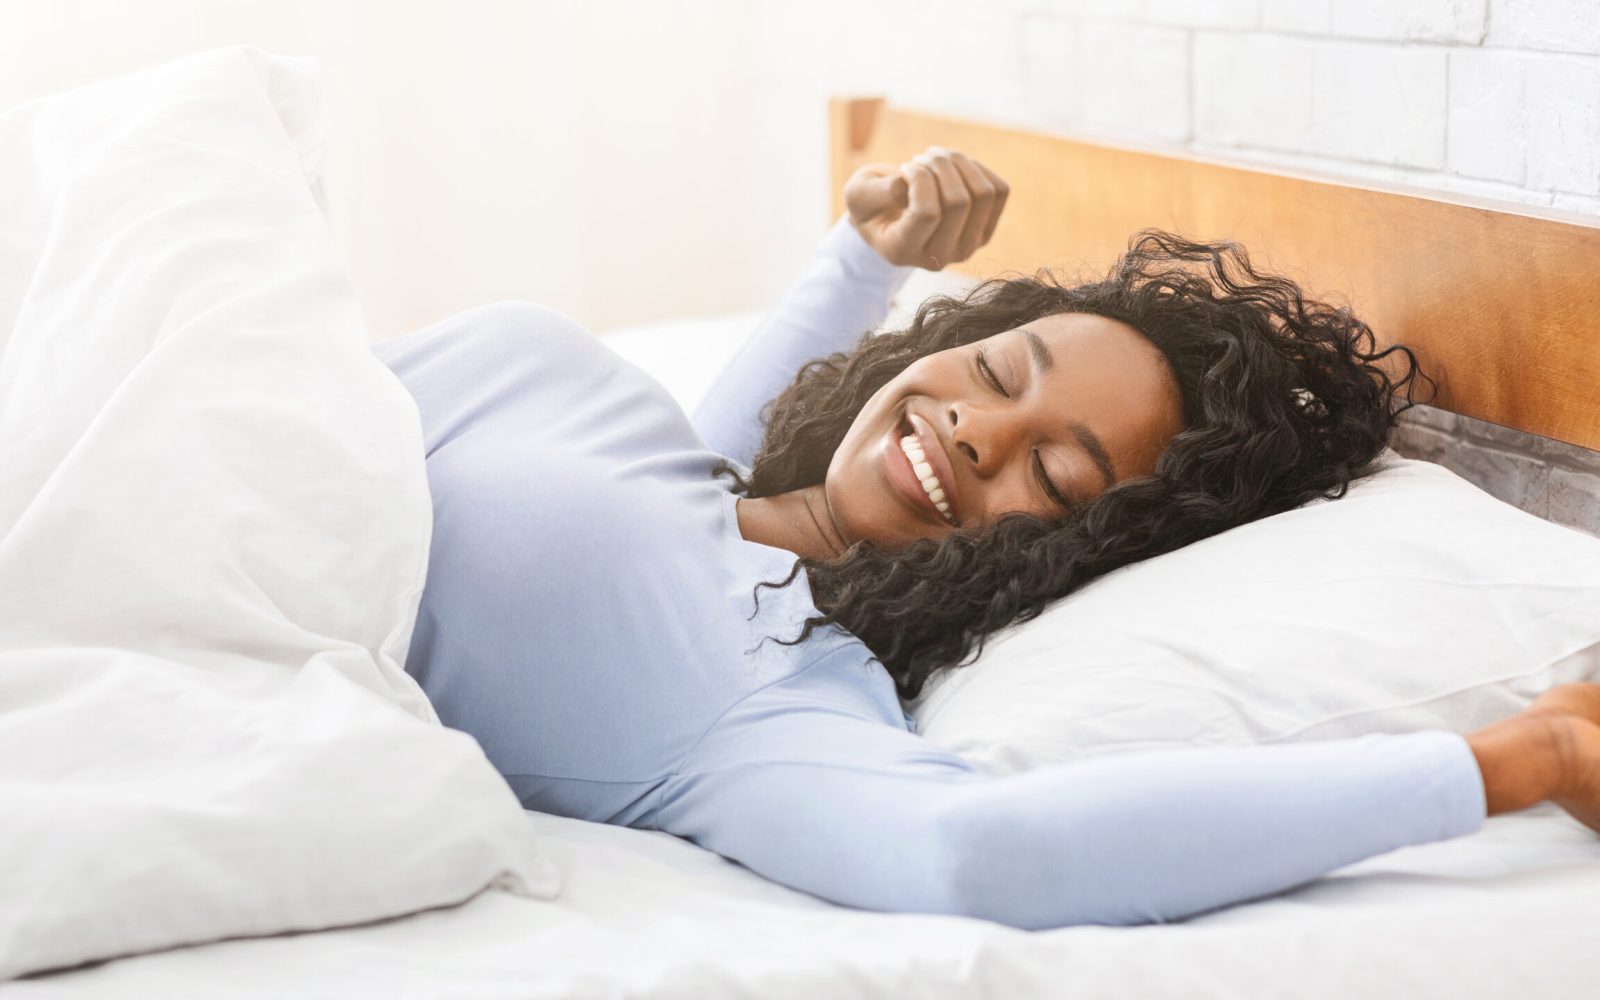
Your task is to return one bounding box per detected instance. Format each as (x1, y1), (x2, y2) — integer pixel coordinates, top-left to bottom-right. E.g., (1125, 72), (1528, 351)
(1019, 327), (1115, 491)
(1071, 422), (1117, 492)
(1021, 328), (1055, 373)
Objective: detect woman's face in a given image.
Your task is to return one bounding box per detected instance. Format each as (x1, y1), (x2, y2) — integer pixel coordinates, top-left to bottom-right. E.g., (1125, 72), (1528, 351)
(825, 312), (1186, 550)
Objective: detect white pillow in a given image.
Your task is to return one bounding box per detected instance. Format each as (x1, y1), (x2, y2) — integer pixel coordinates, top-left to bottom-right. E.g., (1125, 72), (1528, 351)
(909, 453), (1600, 773)
(0, 47), (555, 979)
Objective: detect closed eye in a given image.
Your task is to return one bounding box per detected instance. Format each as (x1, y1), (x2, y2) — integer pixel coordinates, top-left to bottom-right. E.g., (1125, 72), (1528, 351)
(1034, 452), (1072, 511)
(975, 347), (1008, 398)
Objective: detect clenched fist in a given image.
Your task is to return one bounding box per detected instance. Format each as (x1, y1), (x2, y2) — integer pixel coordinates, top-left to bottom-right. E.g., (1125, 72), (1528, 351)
(843, 146), (1009, 271)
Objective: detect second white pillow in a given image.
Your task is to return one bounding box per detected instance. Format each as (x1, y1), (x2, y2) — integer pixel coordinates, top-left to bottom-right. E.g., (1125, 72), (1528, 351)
(910, 454), (1600, 773)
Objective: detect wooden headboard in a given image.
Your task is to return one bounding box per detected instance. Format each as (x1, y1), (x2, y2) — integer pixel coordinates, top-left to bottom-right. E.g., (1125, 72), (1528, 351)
(830, 98), (1600, 452)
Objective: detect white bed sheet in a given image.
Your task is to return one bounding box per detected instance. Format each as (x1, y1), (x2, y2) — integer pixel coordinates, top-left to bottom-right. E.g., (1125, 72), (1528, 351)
(19, 803), (1600, 998)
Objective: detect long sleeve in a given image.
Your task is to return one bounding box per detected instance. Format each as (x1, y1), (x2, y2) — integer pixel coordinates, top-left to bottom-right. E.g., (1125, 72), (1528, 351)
(691, 217), (913, 467)
(653, 649), (1487, 929)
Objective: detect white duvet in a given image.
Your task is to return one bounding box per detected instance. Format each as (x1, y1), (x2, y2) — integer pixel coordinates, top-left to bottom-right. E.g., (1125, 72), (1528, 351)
(0, 48), (555, 979)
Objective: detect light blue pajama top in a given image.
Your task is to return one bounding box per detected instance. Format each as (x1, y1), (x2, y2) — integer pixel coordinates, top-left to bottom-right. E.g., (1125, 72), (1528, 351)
(374, 219), (1486, 928)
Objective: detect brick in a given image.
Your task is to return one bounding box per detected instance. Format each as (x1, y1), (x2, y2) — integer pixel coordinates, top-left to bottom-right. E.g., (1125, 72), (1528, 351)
(1330, 0), (1487, 44)
(1070, 20), (1191, 142)
(882, 1), (1032, 121)
(1019, 14), (1081, 123)
(1487, 0), (1600, 56)
(1142, 0), (1258, 29)
(1447, 50), (1528, 184)
(1524, 56), (1600, 195)
(1311, 44), (1448, 169)
(1193, 33), (1317, 151)
(1260, 0), (1331, 34)
(1548, 467), (1600, 536)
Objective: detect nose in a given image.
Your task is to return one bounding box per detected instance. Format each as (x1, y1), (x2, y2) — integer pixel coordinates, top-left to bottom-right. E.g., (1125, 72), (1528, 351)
(947, 401), (1024, 477)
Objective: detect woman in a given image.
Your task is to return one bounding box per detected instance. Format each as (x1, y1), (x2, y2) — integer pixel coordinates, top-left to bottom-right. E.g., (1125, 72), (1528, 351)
(375, 147), (1600, 927)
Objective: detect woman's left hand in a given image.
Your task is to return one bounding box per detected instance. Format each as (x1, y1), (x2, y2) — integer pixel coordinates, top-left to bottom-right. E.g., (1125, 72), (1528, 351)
(843, 146), (1009, 271)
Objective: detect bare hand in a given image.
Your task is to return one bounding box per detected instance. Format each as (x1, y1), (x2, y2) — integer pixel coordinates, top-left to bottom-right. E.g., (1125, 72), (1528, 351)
(843, 146), (1009, 271)
(1468, 682), (1600, 833)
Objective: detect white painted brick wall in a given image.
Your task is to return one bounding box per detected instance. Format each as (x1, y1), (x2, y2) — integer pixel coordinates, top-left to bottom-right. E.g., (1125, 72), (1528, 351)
(1018, 14), (1080, 123)
(1448, 50), (1527, 183)
(787, 0), (1600, 218)
(1071, 19), (1191, 141)
(1310, 43), (1449, 168)
(1330, 0), (1487, 44)
(1259, 0), (1330, 34)
(1487, 0), (1600, 55)
(1524, 55), (1600, 194)
(1142, 0), (1258, 30)
(1193, 33), (1316, 151)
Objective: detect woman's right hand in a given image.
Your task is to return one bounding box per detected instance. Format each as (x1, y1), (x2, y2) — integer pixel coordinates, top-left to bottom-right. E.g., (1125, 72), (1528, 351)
(1469, 682), (1600, 832)
(843, 146), (1009, 271)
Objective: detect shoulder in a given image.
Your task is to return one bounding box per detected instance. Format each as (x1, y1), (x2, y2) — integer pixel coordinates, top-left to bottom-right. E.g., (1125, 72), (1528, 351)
(429, 300), (601, 370)
(378, 300), (603, 380)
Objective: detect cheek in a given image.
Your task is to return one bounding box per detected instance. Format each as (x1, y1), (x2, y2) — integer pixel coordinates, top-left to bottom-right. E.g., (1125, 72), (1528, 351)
(825, 436), (927, 550)
(825, 435), (885, 540)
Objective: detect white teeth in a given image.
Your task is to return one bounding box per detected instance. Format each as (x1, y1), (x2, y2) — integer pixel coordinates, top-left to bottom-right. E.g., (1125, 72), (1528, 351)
(898, 432), (954, 523)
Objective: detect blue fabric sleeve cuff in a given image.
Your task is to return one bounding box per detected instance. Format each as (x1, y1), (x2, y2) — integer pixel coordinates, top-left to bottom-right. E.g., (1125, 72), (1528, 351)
(1416, 730), (1489, 840)
(821, 215), (915, 296)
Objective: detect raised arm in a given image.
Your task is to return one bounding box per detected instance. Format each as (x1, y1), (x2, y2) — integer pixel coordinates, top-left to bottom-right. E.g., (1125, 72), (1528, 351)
(654, 650), (1487, 928)
(692, 147), (1010, 468)
(689, 219), (911, 467)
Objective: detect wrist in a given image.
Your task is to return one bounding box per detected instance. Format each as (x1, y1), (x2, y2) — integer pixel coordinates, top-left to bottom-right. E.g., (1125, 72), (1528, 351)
(1467, 712), (1567, 815)
(825, 215), (914, 290)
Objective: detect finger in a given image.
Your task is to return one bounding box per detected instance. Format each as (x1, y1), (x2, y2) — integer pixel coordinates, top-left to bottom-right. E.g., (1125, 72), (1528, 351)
(920, 150), (971, 269)
(890, 163), (942, 263)
(972, 158), (1010, 245)
(844, 163), (909, 224)
(944, 150), (997, 260)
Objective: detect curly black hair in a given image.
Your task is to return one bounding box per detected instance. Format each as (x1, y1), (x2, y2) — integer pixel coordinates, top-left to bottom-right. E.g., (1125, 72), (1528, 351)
(714, 229), (1431, 700)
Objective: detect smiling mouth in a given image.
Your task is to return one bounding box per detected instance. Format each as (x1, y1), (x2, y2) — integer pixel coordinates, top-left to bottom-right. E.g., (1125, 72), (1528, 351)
(898, 432), (953, 521)
(894, 413), (956, 524)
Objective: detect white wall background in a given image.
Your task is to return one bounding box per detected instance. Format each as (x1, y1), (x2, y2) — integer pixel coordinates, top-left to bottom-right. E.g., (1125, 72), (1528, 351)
(4, 0), (1598, 338)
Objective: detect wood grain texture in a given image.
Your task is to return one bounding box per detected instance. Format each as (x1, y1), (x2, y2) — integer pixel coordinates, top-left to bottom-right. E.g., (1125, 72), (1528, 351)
(830, 98), (1600, 451)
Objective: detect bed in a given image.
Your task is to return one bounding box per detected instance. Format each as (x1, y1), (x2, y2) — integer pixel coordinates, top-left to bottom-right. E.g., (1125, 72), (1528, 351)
(6, 50), (1600, 998)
